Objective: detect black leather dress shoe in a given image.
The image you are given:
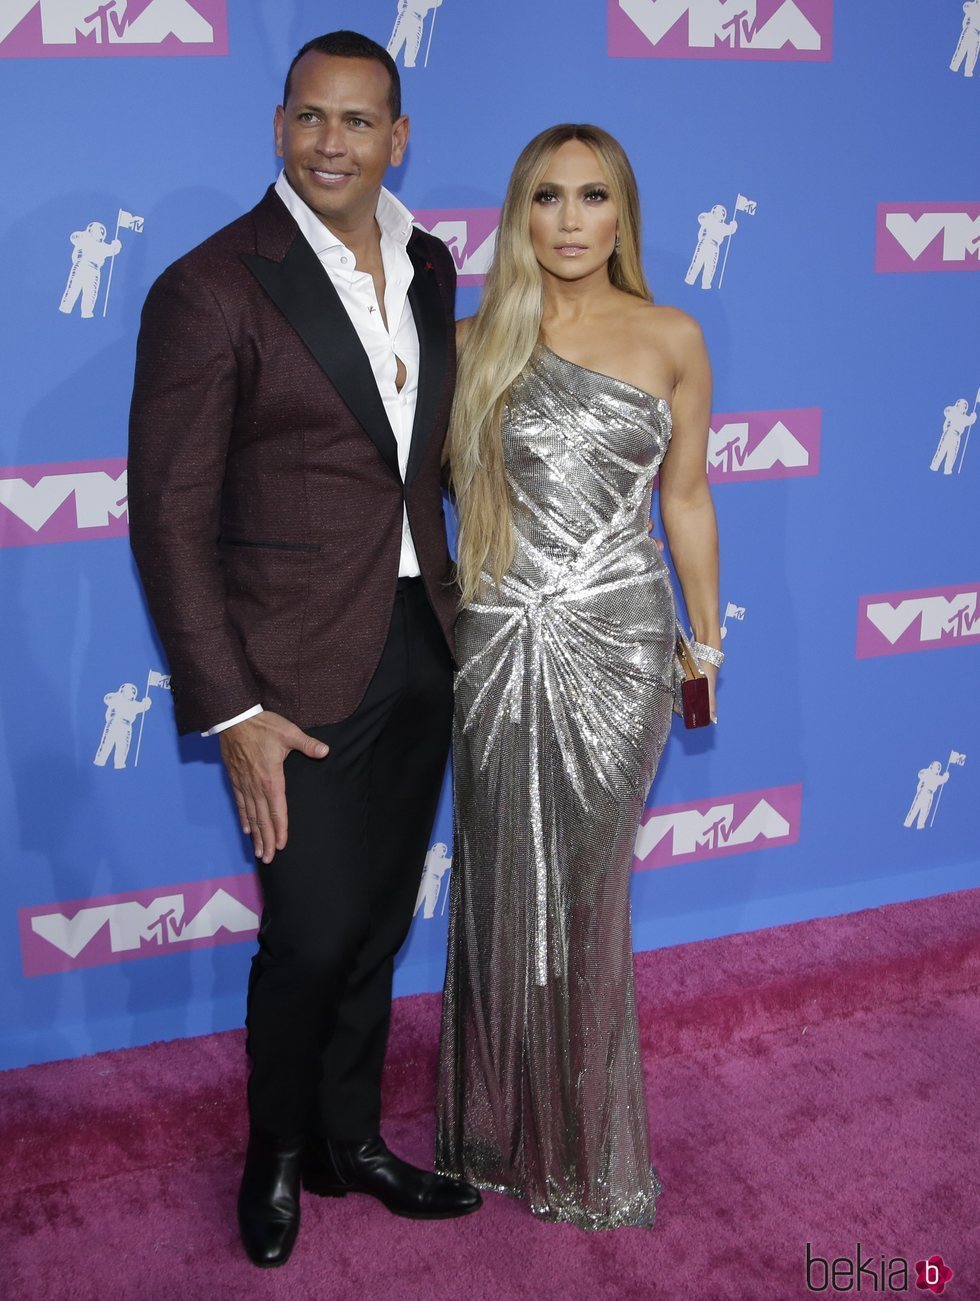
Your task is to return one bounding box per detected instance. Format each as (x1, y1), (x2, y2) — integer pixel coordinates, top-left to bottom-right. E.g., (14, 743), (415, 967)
(237, 1132), (303, 1268)
(303, 1135), (482, 1220)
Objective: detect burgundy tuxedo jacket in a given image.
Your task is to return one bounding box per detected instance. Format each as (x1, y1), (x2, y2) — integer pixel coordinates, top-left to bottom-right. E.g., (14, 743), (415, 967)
(128, 186), (457, 735)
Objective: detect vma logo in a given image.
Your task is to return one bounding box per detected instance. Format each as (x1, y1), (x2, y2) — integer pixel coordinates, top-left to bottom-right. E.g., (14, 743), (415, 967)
(707, 408), (821, 482)
(633, 784), (802, 870)
(20, 874), (260, 976)
(609, 0), (832, 62)
(0, 0), (227, 58)
(0, 459), (128, 548)
(857, 584), (980, 658)
(412, 209), (498, 286)
(876, 203), (980, 274)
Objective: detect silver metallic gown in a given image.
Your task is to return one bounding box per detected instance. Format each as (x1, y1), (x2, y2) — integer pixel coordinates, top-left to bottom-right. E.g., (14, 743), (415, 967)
(436, 345), (676, 1230)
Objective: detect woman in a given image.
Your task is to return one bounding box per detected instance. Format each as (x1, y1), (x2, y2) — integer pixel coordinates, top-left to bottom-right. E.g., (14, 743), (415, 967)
(436, 124), (722, 1229)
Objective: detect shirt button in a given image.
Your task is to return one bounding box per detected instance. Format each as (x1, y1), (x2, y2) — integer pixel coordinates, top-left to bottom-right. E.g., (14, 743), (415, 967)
(340, 256), (348, 265)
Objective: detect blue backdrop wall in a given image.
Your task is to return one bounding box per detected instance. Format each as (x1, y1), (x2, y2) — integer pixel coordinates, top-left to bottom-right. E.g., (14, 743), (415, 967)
(1, 0), (977, 1069)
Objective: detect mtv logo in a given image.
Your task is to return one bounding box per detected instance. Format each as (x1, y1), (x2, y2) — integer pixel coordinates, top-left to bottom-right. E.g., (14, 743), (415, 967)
(856, 585), (980, 658)
(876, 204), (980, 274)
(609, 0), (832, 62)
(19, 873), (261, 975)
(633, 784), (802, 869)
(0, 459), (128, 547)
(0, 0), (228, 59)
(412, 209), (500, 286)
(706, 408), (821, 483)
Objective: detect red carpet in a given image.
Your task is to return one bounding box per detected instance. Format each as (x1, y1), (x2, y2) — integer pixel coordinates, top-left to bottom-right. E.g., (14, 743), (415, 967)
(2, 889), (978, 1299)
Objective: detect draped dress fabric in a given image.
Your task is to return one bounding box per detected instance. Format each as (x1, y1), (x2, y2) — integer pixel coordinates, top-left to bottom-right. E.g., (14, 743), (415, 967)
(436, 345), (676, 1229)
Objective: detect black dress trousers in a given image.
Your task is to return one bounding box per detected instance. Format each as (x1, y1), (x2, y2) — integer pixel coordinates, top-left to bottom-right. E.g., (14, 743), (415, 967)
(244, 579), (454, 1141)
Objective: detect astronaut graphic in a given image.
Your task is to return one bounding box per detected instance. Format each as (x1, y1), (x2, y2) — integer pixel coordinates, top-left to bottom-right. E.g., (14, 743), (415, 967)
(58, 222), (121, 319)
(387, 0), (443, 68)
(414, 842), (452, 919)
(930, 397), (977, 474)
(950, 1), (980, 77)
(904, 761), (948, 829)
(93, 683), (151, 769)
(903, 751), (966, 829)
(685, 205), (738, 289)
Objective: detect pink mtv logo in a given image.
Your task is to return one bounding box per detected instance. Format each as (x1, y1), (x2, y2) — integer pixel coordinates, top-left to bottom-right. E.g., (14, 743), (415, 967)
(856, 584), (980, 658)
(707, 408), (821, 483)
(413, 209), (499, 286)
(19, 873), (260, 976)
(875, 203), (980, 274)
(634, 784), (802, 869)
(0, 458), (128, 547)
(0, 0), (227, 58)
(609, 0), (832, 61)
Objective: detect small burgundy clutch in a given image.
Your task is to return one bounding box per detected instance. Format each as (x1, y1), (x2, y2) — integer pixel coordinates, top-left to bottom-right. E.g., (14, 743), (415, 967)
(673, 629), (712, 729)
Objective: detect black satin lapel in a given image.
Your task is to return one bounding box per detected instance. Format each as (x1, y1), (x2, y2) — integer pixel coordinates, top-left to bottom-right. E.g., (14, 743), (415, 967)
(405, 242), (449, 486)
(241, 239), (400, 480)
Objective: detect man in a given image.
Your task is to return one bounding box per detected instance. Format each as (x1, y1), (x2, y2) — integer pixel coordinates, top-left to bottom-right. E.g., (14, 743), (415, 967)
(128, 31), (479, 1269)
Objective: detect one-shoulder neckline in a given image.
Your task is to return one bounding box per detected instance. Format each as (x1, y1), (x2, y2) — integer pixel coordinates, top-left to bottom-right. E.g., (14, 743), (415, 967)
(538, 344), (671, 411)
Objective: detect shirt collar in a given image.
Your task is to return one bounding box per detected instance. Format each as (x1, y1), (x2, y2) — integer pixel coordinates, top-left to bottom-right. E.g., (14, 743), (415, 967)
(274, 169), (415, 259)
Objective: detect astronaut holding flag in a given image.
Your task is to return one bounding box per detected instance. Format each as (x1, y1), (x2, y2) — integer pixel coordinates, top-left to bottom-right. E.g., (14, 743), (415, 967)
(387, 0), (443, 68)
(685, 194), (756, 290)
(58, 221), (122, 319)
(950, 1), (980, 77)
(929, 392), (978, 475)
(903, 751), (966, 830)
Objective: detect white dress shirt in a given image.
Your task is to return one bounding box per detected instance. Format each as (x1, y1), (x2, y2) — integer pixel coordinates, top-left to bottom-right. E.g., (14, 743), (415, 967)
(205, 171), (423, 736)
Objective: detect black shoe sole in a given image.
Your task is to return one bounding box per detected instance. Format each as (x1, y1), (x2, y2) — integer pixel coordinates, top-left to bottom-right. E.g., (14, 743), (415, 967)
(302, 1173), (482, 1220)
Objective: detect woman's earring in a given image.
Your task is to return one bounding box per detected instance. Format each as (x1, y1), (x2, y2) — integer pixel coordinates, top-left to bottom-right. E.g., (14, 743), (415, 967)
(614, 233), (621, 252)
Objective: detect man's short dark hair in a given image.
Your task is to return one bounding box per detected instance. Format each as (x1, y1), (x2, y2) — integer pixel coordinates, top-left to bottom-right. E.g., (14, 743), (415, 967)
(283, 31), (402, 120)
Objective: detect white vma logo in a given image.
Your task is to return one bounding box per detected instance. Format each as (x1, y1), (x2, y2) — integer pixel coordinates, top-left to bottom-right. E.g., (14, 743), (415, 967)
(618, 0), (824, 50)
(0, 468), (127, 531)
(635, 798), (790, 859)
(865, 593), (980, 644)
(884, 212), (980, 263)
(30, 889), (258, 959)
(415, 219), (497, 281)
(708, 419), (809, 472)
(0, 0), (214, 45)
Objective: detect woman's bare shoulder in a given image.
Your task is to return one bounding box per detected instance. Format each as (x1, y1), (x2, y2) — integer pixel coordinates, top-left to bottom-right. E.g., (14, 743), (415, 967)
(455, 315), (475, 346)
(632, 301), (704, 347)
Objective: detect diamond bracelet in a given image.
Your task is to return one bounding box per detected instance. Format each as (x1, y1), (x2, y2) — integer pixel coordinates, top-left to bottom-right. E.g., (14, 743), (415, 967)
(691, 640), (725, 668)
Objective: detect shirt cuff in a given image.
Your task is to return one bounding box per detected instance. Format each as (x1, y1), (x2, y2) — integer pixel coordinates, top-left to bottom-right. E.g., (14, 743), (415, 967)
(202, 705), (264, 737)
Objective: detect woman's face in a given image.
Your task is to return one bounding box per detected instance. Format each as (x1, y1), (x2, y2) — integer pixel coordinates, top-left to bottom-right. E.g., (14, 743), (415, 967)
(528, 140), (619, 285)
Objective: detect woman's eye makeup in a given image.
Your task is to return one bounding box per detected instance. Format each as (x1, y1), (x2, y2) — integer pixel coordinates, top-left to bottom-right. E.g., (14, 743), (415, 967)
(532, 187), (611, 203)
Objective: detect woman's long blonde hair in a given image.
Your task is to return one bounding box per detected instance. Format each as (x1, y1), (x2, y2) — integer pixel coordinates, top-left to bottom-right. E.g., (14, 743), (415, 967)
(449, 123), (652, 604)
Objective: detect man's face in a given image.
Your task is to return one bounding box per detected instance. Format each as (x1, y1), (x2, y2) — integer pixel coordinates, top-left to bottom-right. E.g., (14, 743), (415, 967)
(274, 53), (408, 234)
